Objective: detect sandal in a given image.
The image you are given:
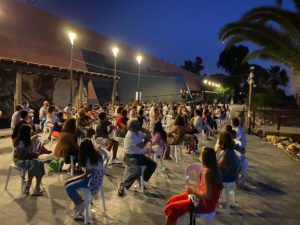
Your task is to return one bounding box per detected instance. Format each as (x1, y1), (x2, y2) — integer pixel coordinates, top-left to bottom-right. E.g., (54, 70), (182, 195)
(32, 187), (44, 196)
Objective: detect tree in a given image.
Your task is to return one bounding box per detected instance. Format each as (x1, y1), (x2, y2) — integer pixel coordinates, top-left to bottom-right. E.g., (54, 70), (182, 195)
(181, 56), (204, 75)
(217, 45), (250, 101)
(219, 0), (300, 87)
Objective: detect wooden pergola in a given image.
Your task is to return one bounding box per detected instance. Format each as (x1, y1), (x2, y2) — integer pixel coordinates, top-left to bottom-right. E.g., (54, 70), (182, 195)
(0, 58), (120, 109)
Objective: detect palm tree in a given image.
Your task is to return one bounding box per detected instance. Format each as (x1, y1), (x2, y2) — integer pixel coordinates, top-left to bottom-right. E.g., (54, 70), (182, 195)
(219, 0), (300, 83)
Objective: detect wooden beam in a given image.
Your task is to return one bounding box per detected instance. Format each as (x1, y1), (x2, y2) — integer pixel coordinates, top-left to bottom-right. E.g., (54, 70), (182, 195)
(77, 75), (84, 109)
(14, 71), (22, 107)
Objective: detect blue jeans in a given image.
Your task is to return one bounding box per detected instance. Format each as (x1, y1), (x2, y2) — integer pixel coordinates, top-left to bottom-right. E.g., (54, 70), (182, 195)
(65, 178), (89, 206)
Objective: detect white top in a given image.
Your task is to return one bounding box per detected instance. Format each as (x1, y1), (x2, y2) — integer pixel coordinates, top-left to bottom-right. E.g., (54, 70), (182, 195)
(193, 116), (203, 132)
(124, 130), (146, 155)
(233, 126), (246, 149)
(11, 111), (21, 129)
(39, 106), (48, 120)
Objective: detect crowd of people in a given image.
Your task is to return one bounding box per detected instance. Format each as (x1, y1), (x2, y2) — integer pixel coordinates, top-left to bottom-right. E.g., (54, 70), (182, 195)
(10, 99), (248, 222)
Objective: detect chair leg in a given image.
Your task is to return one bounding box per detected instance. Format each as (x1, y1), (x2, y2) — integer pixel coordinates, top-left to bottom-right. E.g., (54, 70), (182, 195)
(70, 156), (74, 176)
(20, 169), (26, 196)
(4, 166), (12, 191)
(140, 169), (145, 192)
(225, 187), (231, 213)
(84, 190), (91, 224)
(174, 146), (178, 163)
(100, 184), (106, 210)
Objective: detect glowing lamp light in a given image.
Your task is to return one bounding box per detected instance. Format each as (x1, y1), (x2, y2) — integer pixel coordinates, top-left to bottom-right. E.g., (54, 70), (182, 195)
(68, 31), (76, 46)
(136, 55), (143, 64)
(112, 47), (119, 58)
(203, 79), (208, 84)
(208, 81), (212, 86)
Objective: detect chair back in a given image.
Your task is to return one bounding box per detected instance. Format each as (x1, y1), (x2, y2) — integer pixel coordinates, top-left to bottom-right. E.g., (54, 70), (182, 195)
(99, 148), (111, 170)
(185, 163), (202, 187)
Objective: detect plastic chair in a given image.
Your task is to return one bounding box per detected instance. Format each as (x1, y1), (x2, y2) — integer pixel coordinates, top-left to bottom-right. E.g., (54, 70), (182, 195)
(178, 163), (216, 225)
(49, 135), (58, 150)
(42, 126), (50, 139)
(123, 165), (147, 192)
(223, 181), (236, 214)
(150, 145), (165, 172)
(171, 144), (184, 163)
(81, 184), (106, 224)
(4, 163), (26, 197)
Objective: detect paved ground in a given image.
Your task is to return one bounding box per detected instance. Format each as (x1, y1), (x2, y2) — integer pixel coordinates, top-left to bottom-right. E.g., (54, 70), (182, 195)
(0, 106), (300, 225)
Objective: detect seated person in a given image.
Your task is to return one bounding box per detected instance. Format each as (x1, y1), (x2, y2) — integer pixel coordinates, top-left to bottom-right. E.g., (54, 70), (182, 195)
(51, 111), (64, 138)
(216, 132), (239, 183)
(151, 121), (167, 156)
(118, 119), (157, 196)
(65, 139), (103, 219)
(14, 124), (45, 196)
(115, 109), (129, 138)
(76, 108), (95, 138)
(164, 115), (186, 159)
(164, 147), (223, 225)
(54, 118), (80, 166)
(95, 112), (121, 164)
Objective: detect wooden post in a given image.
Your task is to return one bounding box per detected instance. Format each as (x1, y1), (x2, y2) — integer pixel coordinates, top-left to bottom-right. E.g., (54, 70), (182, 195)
(77, 75), (84, 109)
(14, 71), (22, 109)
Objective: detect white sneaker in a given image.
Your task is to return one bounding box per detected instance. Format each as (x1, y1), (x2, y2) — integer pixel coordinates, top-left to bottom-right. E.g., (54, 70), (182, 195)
(73, 203), (84, 218)
(111, 159), (122, 164)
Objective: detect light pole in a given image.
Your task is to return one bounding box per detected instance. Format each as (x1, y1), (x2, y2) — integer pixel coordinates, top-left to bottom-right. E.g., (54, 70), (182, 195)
(136, 55), (142, 102)
(68, 31), (76, 105)
(247, 66), (255, 134)
(111, 47), (119, 106)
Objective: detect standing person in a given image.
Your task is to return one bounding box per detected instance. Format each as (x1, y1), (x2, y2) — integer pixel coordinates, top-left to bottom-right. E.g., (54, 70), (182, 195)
(164, 147), (223, 225)
(14, 124), (45, 196)
(39, 101), (49, 131)
(231, 117), (248, 189)
(118, 120), (157, 196)
(11, 104), (23, 130)
(65, 139), (103, 219)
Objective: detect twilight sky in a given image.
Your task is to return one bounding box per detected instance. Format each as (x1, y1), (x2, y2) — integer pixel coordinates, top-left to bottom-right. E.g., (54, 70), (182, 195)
(30, 0), (295, 75)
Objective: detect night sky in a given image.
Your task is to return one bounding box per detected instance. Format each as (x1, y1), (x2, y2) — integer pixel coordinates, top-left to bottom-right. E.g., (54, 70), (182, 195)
(30, 0), (295, 75)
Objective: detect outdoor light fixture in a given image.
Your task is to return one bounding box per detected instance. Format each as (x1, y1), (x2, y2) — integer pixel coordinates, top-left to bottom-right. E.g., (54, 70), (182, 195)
(112, 47), (119, 58)
(136, 55), (143, 64)
(203, 79), (208, 84)
(68, 31), (76, 46)
(208, 81), (212, 86)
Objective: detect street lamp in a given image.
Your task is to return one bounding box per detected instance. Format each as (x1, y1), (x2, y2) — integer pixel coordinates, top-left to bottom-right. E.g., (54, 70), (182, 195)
(247, 66), (255, 134)
(111, 47), (119, 106)
(68, 31), (76, 105)
(136, 55), (143, 102)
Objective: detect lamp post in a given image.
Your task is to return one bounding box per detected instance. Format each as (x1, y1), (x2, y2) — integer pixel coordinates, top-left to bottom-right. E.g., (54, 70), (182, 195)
(136, 55), (142, 102)
(247, 66), (255, 134)
(68, 31), (76, 105)
(111, 47), (119, 106)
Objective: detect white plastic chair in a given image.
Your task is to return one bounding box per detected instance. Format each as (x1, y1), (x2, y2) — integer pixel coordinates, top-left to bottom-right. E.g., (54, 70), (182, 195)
(150, 145), (165, 172)
(169, 144), (184, 163)
(178, 163), (216, 225)
(42, 126), (50, 139)
(81, 184), (106, 224)
(123, 165), (147, 192)
(4, 163), (26, 197)
(49, 135), (58, 150)
(223, 181), (236, 214)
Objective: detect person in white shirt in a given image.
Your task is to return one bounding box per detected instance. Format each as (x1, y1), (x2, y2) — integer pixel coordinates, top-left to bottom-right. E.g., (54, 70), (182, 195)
(118, 119), (157, 196)
(39, 101), (49, 130)
(232, 117), (248, 190)
(11, 104), (22, 130)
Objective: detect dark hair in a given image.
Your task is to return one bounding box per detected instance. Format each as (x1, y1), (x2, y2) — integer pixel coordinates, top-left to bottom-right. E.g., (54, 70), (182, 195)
(19, 110), (29, 119)
(138, 109), (144, 116)
(201, 147), (223, 189)
(116, 106), (123, 114)
(231, 117), (239, 127)
(79, 139), (103, 167)
(15, 104), (23, 111)
(121, 109), (128, 116)
(99, 112), (106, 121)
(218, 132), (234, 150)
(57, 111), (64, 119)
(194, 109), (202, 116)
(222, 125), (233, 133)
(153, 121), (167, 142)
(62, 118), (76, 134)
(174, 115), (185, 126)
(48, 105), (56, 113)
(16, 124), (32, 147)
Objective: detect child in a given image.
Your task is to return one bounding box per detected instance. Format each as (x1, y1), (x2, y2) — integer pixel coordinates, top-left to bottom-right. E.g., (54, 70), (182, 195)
(65, 139), (103, 219)
(164, 147), (223, 225)
(151, 121), (167, 156)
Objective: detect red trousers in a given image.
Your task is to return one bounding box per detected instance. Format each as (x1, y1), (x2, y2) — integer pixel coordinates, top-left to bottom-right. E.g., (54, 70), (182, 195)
(164, 192), (191, 222)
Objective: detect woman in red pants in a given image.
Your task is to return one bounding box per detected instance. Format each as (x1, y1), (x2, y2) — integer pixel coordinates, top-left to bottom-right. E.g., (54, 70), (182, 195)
(164, 147), (223, 225)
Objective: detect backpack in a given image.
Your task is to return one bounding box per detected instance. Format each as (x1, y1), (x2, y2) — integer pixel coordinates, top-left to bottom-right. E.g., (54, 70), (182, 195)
(48, 159), (64, 172)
